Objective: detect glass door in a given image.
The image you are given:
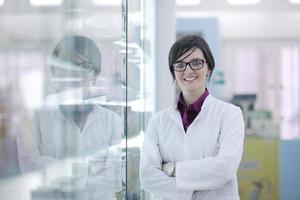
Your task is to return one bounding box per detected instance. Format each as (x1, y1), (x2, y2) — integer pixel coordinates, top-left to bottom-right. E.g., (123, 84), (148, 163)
(0, 0), (153, 199)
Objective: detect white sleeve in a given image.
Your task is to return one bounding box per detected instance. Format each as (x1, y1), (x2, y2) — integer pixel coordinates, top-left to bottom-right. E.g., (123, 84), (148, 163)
(140, 114), (193, 200)
(176, 107), (245, 190)
(16, 111), (57, 173)
(86, 152), (122, 194)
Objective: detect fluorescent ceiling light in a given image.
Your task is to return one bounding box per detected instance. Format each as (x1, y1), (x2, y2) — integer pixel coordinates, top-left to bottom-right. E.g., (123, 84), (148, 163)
(0, 0), (4, 6)
(93, 0), (121, 6)
(227, 0), (260, 5)
(30, 0), (62, 6)
(289, 0), (300, 4)
(176, 0), (201, 6)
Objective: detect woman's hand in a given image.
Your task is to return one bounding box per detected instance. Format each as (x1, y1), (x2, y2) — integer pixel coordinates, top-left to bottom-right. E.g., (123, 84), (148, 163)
(162, 162), (176, 177)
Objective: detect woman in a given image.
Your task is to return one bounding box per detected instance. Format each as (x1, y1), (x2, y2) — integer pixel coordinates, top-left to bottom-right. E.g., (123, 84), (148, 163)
(140, 35), (245, 200)
(17, 35), (122, 199)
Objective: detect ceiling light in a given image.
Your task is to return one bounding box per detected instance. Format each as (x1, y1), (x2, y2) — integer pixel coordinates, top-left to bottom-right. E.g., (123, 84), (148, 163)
(30, 0), (63, 6)
(176, 0), (201, 6)
(93, 0), (121, 6)
(0, 0), (4, 6)
(289, 0), (300, 4)
(227, 0), (260, 5)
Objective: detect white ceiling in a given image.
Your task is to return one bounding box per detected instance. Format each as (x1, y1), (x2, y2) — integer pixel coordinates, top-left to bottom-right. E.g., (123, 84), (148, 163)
(176, 0), (300, 39)
(176, 0), (300, 13)
(1, 0), (300, 44)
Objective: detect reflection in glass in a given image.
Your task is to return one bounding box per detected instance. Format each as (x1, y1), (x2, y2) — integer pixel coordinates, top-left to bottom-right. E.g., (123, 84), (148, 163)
(16, 35), (123, 199)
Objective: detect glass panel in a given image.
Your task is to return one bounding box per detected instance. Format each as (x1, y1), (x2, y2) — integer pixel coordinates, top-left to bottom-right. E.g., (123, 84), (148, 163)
(126, 0), (156, 199)
(126, 0), (144, 199)
(0, 0), (158, 199)
(0, 0), (135, 200)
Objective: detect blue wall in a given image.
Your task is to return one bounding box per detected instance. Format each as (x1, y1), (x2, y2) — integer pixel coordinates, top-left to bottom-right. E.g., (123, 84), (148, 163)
(280, 140), (300, 200)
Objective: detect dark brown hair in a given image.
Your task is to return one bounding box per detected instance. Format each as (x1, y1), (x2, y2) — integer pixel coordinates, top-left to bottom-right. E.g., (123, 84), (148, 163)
(168, 35), (215, 80)
(51, 35), (101, 77)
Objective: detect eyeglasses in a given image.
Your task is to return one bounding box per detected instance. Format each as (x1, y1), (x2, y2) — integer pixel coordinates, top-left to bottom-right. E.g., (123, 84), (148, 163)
(51, 62), (95, 73)
(73, 52), (95, 72)
(172, 59), (206, 72)
(78, 62), (95, 72)
(50, 54), (95, 73)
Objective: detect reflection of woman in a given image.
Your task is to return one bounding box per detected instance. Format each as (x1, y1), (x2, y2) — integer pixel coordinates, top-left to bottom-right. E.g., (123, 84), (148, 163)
(140, 35), (245, 200)
(17, 35), (122, 198)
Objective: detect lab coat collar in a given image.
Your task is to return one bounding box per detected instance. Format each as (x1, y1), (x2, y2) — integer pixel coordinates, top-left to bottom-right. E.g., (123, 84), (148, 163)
(173, 94), (214, 111)
(50, 104), (100, 128)
(169, 94), (214, 127)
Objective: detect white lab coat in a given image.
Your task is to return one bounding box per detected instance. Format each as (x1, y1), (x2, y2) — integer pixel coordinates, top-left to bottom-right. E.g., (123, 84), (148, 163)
(140, 95), (245, 200)
(17, 104), (123, 199)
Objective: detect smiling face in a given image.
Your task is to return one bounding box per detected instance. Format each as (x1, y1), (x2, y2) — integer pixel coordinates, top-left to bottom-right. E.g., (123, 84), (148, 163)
(174, 48), (211, 96)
